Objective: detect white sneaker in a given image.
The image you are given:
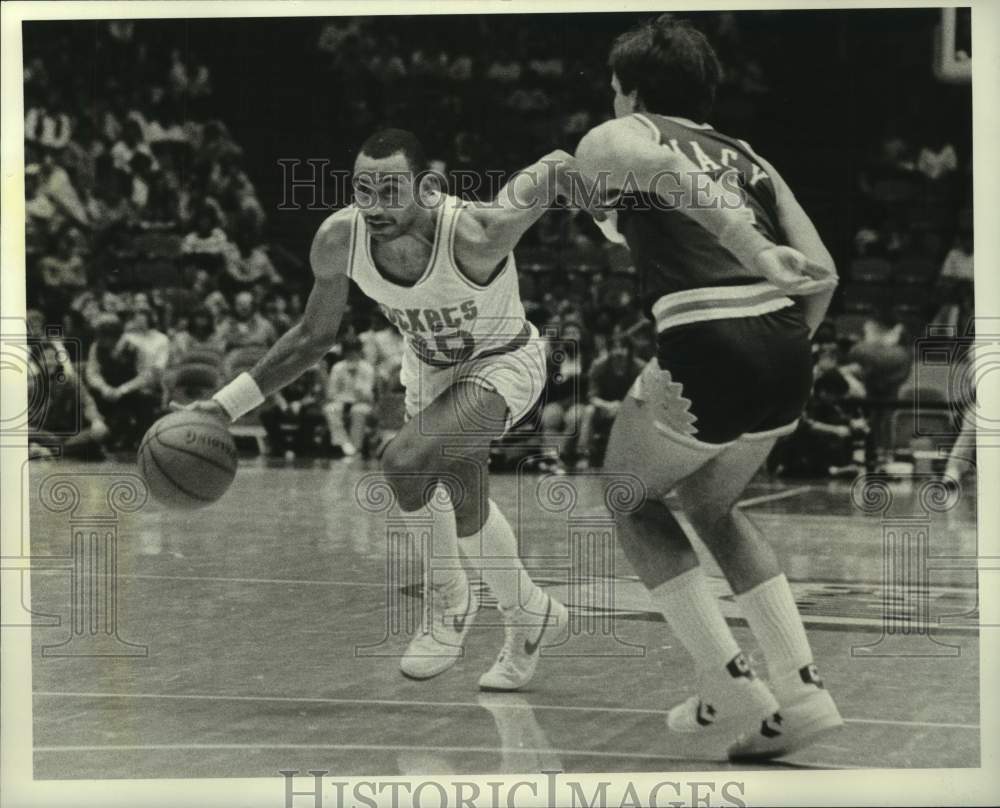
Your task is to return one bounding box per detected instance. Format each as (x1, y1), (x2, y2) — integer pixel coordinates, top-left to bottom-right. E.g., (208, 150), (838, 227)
(400, 578), (478, 680)
(478, 591), (569, 691)
(728, 664), (844, 761)
(666, 653), (780, 738)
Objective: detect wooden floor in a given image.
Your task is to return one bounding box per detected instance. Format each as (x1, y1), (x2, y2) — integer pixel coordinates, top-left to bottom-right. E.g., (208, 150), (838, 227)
(25, 457), (980, 778)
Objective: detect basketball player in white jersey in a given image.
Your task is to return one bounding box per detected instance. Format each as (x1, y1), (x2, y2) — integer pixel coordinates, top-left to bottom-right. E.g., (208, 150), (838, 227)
(186, 126), (820, 692)
(188, 129), (575, 690)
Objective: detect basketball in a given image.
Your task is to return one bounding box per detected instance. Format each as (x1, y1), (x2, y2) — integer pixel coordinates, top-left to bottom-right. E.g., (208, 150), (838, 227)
(137, 411), (238, 509)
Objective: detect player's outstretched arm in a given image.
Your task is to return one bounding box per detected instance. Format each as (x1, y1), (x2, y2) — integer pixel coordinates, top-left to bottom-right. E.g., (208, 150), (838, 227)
(180, 214), (352, 422)
(460, 150), (574, 273)
(574, 118), (836, 297)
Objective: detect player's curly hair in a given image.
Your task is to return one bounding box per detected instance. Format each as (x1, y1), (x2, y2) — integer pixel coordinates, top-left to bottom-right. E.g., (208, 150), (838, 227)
(609, 14), (722, 122)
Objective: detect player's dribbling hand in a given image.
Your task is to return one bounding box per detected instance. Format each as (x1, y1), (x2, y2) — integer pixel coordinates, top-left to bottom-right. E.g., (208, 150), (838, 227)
(754, 245), (838, 296)
(168, 399), (229, 422)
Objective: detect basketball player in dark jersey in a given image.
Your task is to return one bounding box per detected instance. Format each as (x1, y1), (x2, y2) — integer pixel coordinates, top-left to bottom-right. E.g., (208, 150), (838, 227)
(572, 16), (842, 760)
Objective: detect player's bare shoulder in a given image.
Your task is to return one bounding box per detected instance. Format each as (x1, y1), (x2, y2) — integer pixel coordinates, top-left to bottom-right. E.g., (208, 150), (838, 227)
(309, 206), (356, 280)
(578, 115), (654, 156)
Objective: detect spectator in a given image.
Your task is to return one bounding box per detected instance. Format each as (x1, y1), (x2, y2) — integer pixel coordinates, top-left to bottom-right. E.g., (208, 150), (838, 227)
(623, 317), (655, 363)
(259, 364), (328, 458)
(86, 168), (137, 235)
(99, 289), (127, 316)
(84, 313), (159, 451)
(57, 306), (94, 360)
(853, 225), (881, 257)
(145, 95), (189, 146)
(110, 118), (154, 174)
(122, 305), (170, 390)
(943, 344), (978, 483)
(181, 203), (232, 269)
(447, 54), (474, 82)
(25, 163), (59, 248)
(26, 307), (77, 376)
(223, 229), (283, 292)
(939, 230), (974, 283)
(39, 149), (89, 226)
(360, 311), (404, 371)
(770, 370), (867, 478)
(168, 49), (212, 99)
(27, 340), (109, 461)
(197, 120), (238, 169)
(169, 305), (225, 362)
(813, 345), (866, 399)
(324, 339), (376, 457)
(128, 151), (155, 211)
(579, 333), (645, 467)
(486, 51), (523, 83)
(219, 290), (278, 351)
(39, 228), (88, 298)
(208, 150), (265, 230)
(936, 229), (974, 332)
(261, 292), (293, 334)
(203, 289), (231, 321)
(916, 141), (958, 181)
(845, 312), (912, 468)
(318, 19), (365, 54)
(286, 290), (305, 322)
(538, 319), (591, 473)
(140, 165), (181, 228)
(25, 103), (72, 150)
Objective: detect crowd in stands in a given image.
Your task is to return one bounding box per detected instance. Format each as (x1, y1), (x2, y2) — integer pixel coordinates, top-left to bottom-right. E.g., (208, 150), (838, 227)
(799, 116), (975, 476)
(24, 16), (974, 477)
(23, 21), (303, 459)
(308, 13), (974, 476)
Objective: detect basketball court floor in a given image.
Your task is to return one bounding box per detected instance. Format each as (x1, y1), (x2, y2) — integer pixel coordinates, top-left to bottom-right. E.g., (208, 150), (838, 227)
(25, 458), (980, 778)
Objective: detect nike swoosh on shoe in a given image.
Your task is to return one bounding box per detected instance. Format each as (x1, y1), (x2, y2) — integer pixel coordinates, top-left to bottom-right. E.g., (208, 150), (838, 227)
(523, 596), (552, 655)
(451, 598), (473, 633)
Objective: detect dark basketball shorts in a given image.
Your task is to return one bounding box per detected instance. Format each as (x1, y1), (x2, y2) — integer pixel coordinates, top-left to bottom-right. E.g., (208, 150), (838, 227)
(630, 284), (813, 447)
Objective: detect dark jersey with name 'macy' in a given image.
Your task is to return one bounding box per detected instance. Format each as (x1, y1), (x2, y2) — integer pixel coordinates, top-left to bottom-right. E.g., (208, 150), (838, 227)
(614, 112), (786, 310)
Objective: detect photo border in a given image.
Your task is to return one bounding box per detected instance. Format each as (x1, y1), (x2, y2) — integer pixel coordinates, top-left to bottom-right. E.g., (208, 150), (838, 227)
(2, 0), (998, 805)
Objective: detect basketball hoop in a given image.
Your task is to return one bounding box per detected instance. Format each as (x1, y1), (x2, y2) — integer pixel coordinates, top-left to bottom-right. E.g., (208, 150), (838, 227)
(934, 8), (971, 84)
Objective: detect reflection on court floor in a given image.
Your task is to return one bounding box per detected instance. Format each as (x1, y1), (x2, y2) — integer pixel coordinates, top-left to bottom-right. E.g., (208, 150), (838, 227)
(26, 460), (980, 777)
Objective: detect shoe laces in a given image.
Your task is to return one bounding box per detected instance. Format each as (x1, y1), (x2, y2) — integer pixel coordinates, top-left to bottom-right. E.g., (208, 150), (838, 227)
(421, 581), (467, 634)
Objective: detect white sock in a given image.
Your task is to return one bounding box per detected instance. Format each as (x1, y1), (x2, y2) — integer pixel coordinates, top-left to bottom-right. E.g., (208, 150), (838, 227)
(737, 574), (813, 683)
(651, 567), (742, 675)
(458, 500), (539, 610)
(398, 485), (467, 597)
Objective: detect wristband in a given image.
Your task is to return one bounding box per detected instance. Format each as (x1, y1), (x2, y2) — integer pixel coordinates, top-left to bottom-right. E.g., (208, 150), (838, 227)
(212, 372), (265, 421)
(717, 219), (773, 269)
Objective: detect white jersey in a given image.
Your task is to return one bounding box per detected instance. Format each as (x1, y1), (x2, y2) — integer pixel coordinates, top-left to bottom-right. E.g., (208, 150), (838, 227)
(342, 194), (536, 369)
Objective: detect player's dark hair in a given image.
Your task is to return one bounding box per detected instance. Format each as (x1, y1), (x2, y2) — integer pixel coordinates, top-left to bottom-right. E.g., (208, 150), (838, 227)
(359, 128), (428, 173)
(609, 15), (722, 121)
